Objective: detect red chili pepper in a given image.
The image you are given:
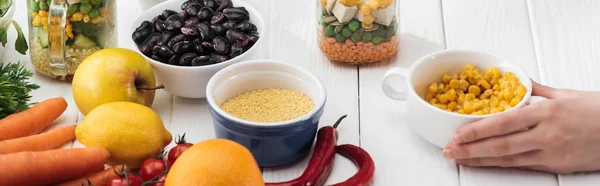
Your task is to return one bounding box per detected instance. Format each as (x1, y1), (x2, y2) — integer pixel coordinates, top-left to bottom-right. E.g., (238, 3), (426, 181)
(329, 144), (375, 186)
(266, 115), (348, 186)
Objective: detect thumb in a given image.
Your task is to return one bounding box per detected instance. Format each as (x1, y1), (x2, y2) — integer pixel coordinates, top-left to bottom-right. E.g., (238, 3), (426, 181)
(531, 80), (558, 98)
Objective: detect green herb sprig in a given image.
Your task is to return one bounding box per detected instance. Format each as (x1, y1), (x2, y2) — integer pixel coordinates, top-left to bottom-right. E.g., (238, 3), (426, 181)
(0, 62), (39, 119)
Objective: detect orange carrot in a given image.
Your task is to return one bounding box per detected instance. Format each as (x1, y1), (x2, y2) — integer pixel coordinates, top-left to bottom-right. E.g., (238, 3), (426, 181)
(0, 97), (68, 141)
(56, 165), (131, 186)
(0, 147), (110, 186)
(0, 125), (76, 154)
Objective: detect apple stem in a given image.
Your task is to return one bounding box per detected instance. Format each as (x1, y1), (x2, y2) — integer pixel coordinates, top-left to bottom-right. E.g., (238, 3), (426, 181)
(137, 84), (165, 91)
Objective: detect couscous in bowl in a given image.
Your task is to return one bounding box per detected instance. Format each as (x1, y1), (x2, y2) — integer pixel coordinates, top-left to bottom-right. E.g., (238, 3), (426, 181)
(205, 60), (326, 167)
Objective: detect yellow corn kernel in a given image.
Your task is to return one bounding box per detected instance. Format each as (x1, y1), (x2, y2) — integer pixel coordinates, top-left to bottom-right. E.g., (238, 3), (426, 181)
(468, 85), (481, 96)
(491, 99), (500, 107)
(429, 98), (439, 105)
(458, 79), (469, 91)
(473, 101), (484, 111)
(66, 24), (72, 32)
(515, 85), (527, 99)
(480, 89), (493, 99)
(321, 0), (327, 6)
(442, 74), (453, 84)
(91, 17), (105, 24)
(457, 89), (465, 95)
(41, 18), (49, 26)
(479, 80), (491, 90)
(503, 90), (514, 101)
(490, 108), (501, 114)
(32, 12), (38, 18)
(500, 81), (510, 89)
(67, 32), (74, 38)
(452, 74), (459, 80)
(34, 15), (42, 23)
(457, 94), (465, 105)
(444, 85), (451, 92)
(456, 104), (463, 110)
(428, 82), (437, 93)
(437, 83), (445, 93)
(39, 10), (48, 17)
(447, 89), (457, 101)
(490, 77), (499, 86)
(465, 93), (475, 101)
(493, 84), (500, 91)
(436, 104), (447, 109)
(459, 72), (468, 80)
(71, 12), (83, 22)
(448, 101), (457, 110)
(504, 72), (515, 78)
(83, 15), (91, 23)
(510, 78), (520, 89)
(465, 64), (476, 72)
(32, 20), (42, 27)
(500, 99), (510, 106)
(463, 102), (474, 114)
(449, 79), (459, 89)
(437, 94), (449, 104)
(425, 92), (434, 101)
(43, 25), (48, 31)
(484, 68), (494, 78)
(468, 70), (479, 78)
(458, 109), (465, 114)
(509, 98), (521, 107)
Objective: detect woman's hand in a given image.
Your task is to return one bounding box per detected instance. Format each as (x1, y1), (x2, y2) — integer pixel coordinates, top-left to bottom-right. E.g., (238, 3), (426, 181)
(442, 80), (600, 174)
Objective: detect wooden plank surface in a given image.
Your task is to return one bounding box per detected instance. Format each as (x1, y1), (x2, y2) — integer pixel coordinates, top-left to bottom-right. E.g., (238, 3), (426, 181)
(358, 0), (460, 185)
(260, 0), (361, 184)
(441, 0), (558, 185)
(527, 0), (600, 185)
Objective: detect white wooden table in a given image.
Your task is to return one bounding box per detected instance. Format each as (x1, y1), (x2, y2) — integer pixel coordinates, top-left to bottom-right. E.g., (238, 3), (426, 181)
(4, 0), (600, 185)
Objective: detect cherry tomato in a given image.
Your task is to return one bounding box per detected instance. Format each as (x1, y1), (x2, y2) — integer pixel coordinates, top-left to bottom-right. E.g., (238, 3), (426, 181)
(167, 134), (193, 166)
(107, 173), (144, 186)
(140, 156), (168, 181)
(148, 174), (168, 186)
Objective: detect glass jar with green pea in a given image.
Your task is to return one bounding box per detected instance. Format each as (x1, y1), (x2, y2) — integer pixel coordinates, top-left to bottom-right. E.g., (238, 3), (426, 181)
(26, 0), (117, 81)
(317, 0), (399, 65)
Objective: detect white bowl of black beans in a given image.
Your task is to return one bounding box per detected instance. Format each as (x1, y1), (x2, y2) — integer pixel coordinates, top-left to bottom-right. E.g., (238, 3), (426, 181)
(130, 0), (264, 98)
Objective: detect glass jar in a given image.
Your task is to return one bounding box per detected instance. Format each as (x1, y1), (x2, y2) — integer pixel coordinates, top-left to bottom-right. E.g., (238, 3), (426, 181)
(317, 0), (398, 65)
(27, 0), (117, 81)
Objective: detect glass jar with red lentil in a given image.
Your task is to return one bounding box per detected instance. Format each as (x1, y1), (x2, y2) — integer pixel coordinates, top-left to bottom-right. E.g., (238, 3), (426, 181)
(317, 0), (398, 65)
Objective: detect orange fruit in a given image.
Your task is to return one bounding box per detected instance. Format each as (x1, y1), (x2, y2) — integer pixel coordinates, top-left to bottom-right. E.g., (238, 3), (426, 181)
(165, 139), (264, 186)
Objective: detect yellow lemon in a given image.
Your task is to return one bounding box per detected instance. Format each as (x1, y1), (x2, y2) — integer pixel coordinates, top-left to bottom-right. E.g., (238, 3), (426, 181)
(76, 101), (172, 169)
(166, 139), (264, 186)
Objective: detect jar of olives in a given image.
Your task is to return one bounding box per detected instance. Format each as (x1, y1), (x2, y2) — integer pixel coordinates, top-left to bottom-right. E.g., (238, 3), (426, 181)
(27, 0), (117, 81)
(317, 0), (398, 65)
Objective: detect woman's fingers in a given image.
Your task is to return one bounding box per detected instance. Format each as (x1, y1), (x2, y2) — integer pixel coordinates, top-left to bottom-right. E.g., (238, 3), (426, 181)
(454, 150), (542, 167)
(532, 80), (588, 99)
(451, 104), (543, 145)
(444, 127), (542, 159)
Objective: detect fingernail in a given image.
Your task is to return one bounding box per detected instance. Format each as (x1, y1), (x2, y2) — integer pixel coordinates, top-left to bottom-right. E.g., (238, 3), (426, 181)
(442, 147), (454, 159)
(453, 132), (463, 144)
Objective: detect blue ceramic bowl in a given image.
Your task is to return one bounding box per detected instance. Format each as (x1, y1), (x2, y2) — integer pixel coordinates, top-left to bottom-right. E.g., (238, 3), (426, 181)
(205, 60), (327, 167)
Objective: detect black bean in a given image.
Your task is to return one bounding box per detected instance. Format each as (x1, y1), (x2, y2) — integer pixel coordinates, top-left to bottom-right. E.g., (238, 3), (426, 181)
(210, 12), (227, 24)
(211, 25), (226, 36)
(203, 0), (217, 10)
(197, 7), (214, 22)
(248, 34), (259, 44)
(225, 30), (249, 46)
(152, 15), (164, 23)
(192, 38), (206, 54)
(181, 1), (200, 10)
(154, 19), (166, 32)
(235, 21), (257, 33)
(150, 54), (165, 63)
(139, 33), (162, 55)
(228, 44), (243, 58)
(152, 45), (175, 58)
(135, 21), (154, 32)
(164, 15), (184, 31)
(181, 24), (199, 36)
(179, 53), (198, 66)
(184, 17), (200, 26)
(173, 41), (194, 54)
(167, 34), (186, 48)
(223, 7), (249, 15)
(168, 55), (181, 66)
(216, 0), (232, 12)
(185, 3), (203, 16)
(222, 21), (237, 30)
(162, 10), (178, 19)
(197, 22), (215, 41)
(212, 36), (230, 54)
(178, 10), (189, 20)
(132, 29), (152, 44)
(209, 53), (229, 64)
(160, 31), (177, 45)
(191, 55), (212, 66)
(223, 12), (249, 23)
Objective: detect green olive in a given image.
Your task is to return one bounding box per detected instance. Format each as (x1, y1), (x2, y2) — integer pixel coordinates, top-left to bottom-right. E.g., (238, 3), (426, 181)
(67, 3), (80, 15)
(79, 3), (93, 14)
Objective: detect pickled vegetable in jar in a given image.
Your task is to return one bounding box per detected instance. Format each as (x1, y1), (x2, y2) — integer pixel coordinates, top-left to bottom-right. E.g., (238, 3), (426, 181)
(27, 0), (117, 81)
(317, 0), (398, 65)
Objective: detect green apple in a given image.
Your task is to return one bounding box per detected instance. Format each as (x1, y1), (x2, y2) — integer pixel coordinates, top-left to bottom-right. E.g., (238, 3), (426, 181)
(72, 48), (162, 116)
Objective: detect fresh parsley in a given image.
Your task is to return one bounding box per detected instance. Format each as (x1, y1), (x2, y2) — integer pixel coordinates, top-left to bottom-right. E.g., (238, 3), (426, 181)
(0, 62), (40, 119)
(0, 0), (28, 55)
